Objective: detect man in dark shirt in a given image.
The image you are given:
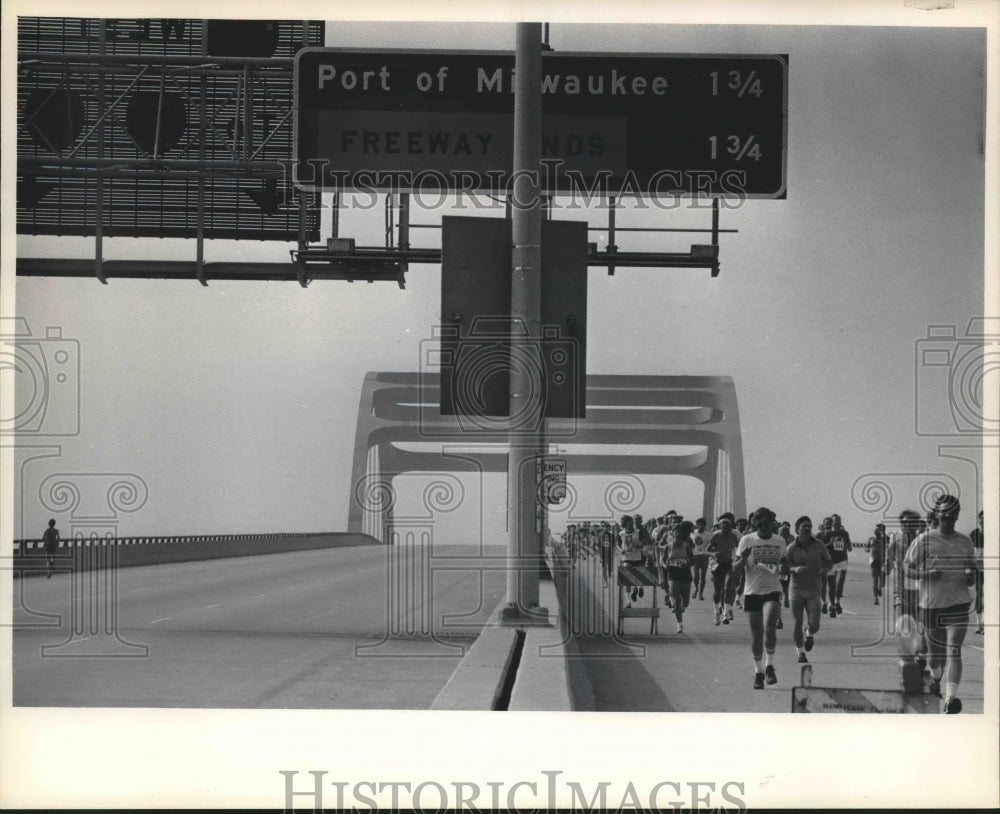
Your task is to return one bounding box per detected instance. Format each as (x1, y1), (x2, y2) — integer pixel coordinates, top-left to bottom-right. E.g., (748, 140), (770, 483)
(970, 510), (984, 634)
(868, 523), (889, 605)
(782, 516), (832, 663)
(708, 515), (740, 625)
(42, 518), (60, 578)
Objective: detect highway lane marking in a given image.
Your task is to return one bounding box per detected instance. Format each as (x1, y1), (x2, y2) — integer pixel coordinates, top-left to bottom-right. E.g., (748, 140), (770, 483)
(147, 617), (171, 624)
(205, 603), (222, 609)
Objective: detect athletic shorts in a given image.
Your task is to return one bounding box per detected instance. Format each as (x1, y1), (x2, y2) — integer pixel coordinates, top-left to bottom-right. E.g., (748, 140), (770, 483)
(743, 591), (782, 613)
(667, 565), (693, 583)
(711, 560), (732, 576)
(829, 561), (847, 574)
(692, 555), (710, 569)
(922, 602), (971, 631)
(870, 561), (882, 578)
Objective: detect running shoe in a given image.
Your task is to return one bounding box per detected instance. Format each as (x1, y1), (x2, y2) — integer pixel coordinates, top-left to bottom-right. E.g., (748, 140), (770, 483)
(722, 615), (730, 625)
(798, 653), (808, 664)
(676, 622), (684, 634)
(943, 696), (962, 714)
(735, 597), (743, 608)
(726, 610), (735, 622)
(976, 625), (984, 635)
(764, 665), (777, 685)
(821, 603), (828, 614)
(776, 618), (784, 630)
(829, 606), (837, 619)
(625, 601), (632, 608)
(835, 603), (843, 613)
(713, 610), (721, 626)
(804, 635), (814, 652)
(753, 672), (765, 690)
(874, 597), (879, 605)
(928, 677), (941, 697)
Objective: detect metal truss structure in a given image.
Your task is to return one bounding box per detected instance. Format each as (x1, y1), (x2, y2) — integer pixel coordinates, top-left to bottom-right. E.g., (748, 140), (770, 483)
(16, 17), (738, 287)
(348, 372), (747, 541)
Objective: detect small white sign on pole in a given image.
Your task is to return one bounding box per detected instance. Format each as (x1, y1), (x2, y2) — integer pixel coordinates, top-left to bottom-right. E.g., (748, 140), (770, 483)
(541, 457), (567, 504)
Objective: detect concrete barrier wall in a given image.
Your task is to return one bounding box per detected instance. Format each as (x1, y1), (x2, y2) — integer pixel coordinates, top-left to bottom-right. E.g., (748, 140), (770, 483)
(544, 548), (598, 711)
(432, 552), (595, 712)
(11, 532), (383, 578)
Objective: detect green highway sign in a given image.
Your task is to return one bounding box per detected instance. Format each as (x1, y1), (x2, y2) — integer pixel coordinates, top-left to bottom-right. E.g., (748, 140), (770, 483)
(295, 49), (787, 197)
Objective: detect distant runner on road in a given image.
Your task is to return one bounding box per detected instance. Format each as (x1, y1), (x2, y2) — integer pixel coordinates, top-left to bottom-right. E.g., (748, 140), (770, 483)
(42, 518), (60, 579)
(617, 515), (644, 607)
(691, 517), (711, 601)
(823, 514), (852, 617)
(708, 515), (739, 625)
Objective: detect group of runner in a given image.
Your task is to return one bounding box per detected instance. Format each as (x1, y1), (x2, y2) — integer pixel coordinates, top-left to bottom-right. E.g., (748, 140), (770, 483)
(560, 494), (982, 713)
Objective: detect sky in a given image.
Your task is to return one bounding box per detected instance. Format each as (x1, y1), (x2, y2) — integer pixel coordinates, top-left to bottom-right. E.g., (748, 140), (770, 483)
(6, 16), (992, 546)
(2, 3), (998, 811)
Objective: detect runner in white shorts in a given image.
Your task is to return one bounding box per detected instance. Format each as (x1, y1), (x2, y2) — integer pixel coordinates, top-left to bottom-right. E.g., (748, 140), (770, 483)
(823, 514), (852, 618)
(904, 494), (977, 713)
(735, 507), (785, 689)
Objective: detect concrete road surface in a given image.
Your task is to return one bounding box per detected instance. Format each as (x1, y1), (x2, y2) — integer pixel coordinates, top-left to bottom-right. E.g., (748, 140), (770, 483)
(13, 544), (507, 709)
(574, 554), (985, 714)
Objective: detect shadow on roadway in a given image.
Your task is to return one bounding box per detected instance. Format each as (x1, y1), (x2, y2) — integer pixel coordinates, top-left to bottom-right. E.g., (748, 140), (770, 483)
(574, 636), (675, 712)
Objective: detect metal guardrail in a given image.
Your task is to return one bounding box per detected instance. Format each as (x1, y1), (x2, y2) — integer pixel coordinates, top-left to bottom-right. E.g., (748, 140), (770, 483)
(12, 531), (317, 551)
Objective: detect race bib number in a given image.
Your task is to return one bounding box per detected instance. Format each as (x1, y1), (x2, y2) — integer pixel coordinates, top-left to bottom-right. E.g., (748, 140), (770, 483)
(833, 540), (845, 551)
(752, 545), (782, 574)
(668, 558), (689, 568)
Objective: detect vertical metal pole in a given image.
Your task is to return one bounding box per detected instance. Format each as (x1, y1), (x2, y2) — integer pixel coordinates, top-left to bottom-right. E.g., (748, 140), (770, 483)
(242, 62), (252, 161)
(711, 197), (721, 277)
(607, 196), (617, 276)
(196, 21), (208, 285)
(297, 21), (310, 254)
(502, 22), (546, 621)
(95, 23), (106, 283)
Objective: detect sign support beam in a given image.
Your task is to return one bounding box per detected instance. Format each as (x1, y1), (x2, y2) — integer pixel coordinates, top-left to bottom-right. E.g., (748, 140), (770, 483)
(502, 22), (548, 623)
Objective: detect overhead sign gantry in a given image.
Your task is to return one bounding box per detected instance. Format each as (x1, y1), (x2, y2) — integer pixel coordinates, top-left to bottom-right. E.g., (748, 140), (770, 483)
(294, 49), (787, 198)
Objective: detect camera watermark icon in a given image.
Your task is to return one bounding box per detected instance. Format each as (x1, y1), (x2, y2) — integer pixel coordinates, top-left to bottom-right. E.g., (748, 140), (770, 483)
(849, 464), (988, 659)
(542, 475), (649, 655)
(353, 470), (492, 658)
(914, 317), (1000, 437)
(0, 317), (81, 436)
(34, 472), (150, 658)
(420, 318), (582, 439)
(851, 471), (962, 521)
